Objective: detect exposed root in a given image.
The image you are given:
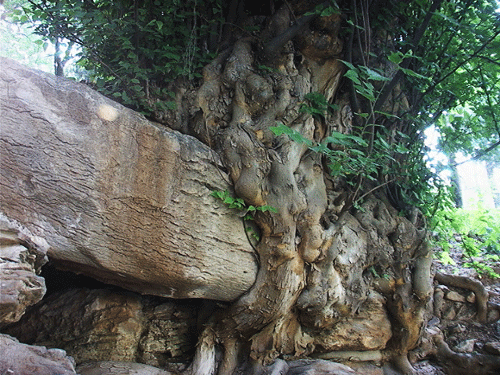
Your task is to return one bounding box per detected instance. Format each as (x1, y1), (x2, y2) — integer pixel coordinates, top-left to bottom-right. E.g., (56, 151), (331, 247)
(434, 272), (489, 323)
(391, 353), (415, 375)
(433, 335), (500, 375)
(218, 338), (240, 375)
(188, 326), (219, 375)
(314, 350), (383, 363)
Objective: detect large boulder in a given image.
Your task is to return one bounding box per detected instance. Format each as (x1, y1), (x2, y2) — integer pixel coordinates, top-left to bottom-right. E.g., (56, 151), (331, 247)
(0, 57), (257, 301)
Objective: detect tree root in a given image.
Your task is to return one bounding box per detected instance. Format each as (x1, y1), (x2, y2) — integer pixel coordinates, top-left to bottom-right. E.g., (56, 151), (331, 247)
(433, 335), (500, 375)
(434, 272), (488, 323)
(314, 350), (383, 363)
(188, 326), (219, 375)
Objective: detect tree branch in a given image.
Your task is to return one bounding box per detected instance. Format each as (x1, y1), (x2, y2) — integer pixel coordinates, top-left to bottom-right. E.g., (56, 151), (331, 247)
(453, 139), (500, 166)
(421, 28), (500, 99)
(373, 0), (444, 113)
(263, 1), (331, 58)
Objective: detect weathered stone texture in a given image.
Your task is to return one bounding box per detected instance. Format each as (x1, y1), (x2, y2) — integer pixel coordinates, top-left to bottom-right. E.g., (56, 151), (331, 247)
(0, 216), (48, 327)
(0, 334), (77, 375)
(0, 57), (257, 301)
(77, 361), (173, 375)
(312, 291), (392, 352)
(2, 288), (200, 366)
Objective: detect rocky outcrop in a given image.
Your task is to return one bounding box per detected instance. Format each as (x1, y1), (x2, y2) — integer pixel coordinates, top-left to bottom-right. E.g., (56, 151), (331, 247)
(0, 334), (77, 375)
(312, 291), (392, 352)
(0, 216), (48, 328)
(3, 288), (200, 367)
(0, 57), (257, 302)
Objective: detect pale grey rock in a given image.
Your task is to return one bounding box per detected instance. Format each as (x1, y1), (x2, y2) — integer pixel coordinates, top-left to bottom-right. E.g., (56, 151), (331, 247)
(0, 217), (48, 327)
(286, 359), (356, 375)
(466, 292), (476, 303)
(77, 361), (172, 375)
(0, 334), (77, 375)
(454, 339), (476, 353)
(0, 57), (257, 301)
(445, 291), (466, 303)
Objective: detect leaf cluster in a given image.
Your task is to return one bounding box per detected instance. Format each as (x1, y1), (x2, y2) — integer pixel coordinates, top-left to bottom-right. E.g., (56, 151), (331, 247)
(432, 205), (500, 278)
(271, 120), (410, 209)
(11, 0), (225, 115)
(338, 0), (499, 214)
(299, 92), (339, 120)
(210, 190), (277, 220)
(211, 190), (277, 242)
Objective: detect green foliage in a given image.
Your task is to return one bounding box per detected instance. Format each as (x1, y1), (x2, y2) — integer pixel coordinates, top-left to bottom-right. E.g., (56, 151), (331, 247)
(392, 0), (500, 162)
(340, 60), (391, 102)
(0, 2), (53, 72)
(304, 1), (341, 17)
(11, 0), (225, 115)
(432, 205), (500, 278)
(211, 190), (277, 219)
(271, 120), (410, 209)
(211, 190), (277, 241)
(299, 92), (339, 120)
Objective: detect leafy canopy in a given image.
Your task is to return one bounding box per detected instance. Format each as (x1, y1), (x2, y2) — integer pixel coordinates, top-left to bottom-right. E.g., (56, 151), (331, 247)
(6, 0), (500, 214)
(9, 0), (225, 114)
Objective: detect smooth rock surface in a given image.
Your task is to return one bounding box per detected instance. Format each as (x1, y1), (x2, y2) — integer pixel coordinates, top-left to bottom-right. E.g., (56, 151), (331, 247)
(0, 334), (77, 375)
(0, 57), (257, 301)
(77, 361), (172, 375)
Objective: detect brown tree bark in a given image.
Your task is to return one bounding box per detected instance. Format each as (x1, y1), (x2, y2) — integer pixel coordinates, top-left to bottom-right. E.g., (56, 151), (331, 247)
(1, 1), (441, 374)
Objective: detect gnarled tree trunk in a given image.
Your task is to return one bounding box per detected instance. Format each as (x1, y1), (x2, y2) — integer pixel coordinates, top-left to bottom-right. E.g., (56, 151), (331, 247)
(1, 1), (440, 374)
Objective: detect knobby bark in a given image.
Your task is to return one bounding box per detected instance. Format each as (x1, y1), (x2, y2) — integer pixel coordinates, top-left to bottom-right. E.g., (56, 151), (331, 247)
(0, 1), (451, 374)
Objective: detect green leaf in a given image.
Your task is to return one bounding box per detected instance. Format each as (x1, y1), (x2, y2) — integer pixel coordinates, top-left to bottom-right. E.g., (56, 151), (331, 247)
(344, 69), (361, 85)
(360, 66), (390, 81)
(399, 67), (429, 81)
(375, 110), (401, 119)
(258, 205), (278, 213)
(339, 60), (356, 70)
(320, 6), (340, 16)
(346, 19), (365, 30)
(388, 51), (404, 64)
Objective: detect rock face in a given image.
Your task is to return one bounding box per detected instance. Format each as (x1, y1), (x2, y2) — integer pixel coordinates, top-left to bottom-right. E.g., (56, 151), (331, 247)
(0, 334), (77, 375)
(312, 291), (392, 352)
(0, 57), (257, 301)
(0, 216), (48, 328)
(77, 361), (172, 375)
(3, 288), (200, 367)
